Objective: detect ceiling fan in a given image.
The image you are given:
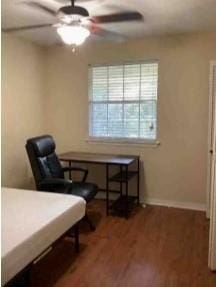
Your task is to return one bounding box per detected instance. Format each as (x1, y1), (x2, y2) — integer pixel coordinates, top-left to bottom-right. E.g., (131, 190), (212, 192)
(3, 0), (144, 46)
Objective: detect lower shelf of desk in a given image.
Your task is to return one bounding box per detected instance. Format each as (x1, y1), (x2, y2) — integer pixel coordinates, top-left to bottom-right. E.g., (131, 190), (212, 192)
(110, 195), (137, 216)
(109, 171), (138, 182)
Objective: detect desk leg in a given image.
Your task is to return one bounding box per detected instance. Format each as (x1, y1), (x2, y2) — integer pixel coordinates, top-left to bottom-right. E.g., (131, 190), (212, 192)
(125, 165), (129, 218)
(69, 161), (72, 180)
(106, 164), (109, 216)
(120, 165), (123, 197)
(137, 158), (140, 205)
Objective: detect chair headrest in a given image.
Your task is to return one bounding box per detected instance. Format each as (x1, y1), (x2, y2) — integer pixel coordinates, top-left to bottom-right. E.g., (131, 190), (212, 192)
(26, 135), (56, 157)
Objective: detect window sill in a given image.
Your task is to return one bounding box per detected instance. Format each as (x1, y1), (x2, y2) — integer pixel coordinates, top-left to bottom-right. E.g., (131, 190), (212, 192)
(86, 137), (161, 148)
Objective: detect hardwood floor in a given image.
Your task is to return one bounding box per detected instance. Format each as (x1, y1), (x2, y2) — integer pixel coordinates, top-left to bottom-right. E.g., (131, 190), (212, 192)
(31, 200), (216, 287)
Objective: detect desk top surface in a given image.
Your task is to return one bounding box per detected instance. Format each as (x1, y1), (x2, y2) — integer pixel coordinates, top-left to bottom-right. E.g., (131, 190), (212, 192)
(59, 151), (139, 165)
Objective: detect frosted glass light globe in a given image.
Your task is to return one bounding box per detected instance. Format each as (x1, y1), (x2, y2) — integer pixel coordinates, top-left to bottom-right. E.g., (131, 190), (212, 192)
(57, 25), (90, 46)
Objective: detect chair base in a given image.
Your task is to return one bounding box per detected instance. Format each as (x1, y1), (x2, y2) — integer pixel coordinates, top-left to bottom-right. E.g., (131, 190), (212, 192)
(84, 214), (95, 231)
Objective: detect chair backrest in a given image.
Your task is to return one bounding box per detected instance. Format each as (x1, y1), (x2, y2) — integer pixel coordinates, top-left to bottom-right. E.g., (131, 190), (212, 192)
(26, 135), (64, 189)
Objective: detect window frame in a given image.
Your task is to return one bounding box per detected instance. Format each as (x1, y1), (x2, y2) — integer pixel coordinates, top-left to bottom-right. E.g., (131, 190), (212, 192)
(87, 60), (159, 145)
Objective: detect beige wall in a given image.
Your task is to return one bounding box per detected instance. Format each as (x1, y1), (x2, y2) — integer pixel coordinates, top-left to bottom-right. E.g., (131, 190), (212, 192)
(45, 32), (216, 206)
(1, 34), (45, 188)
(2, 32), (216, 206)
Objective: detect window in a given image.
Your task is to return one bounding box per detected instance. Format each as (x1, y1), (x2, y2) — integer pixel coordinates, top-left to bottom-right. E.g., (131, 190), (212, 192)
(88, 61), (158, 142)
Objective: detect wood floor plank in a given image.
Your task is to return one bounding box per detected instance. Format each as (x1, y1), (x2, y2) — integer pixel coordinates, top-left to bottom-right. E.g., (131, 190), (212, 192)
(30, 201), (216, 287)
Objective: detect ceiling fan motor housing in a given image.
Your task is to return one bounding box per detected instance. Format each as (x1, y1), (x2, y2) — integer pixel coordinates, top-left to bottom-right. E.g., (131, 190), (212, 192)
(58, 5), (89, 23)
(59, 5), (89, 17)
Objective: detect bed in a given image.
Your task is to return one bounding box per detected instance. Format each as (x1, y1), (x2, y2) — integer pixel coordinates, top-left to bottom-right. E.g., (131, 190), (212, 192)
(1, 187), (86, 286)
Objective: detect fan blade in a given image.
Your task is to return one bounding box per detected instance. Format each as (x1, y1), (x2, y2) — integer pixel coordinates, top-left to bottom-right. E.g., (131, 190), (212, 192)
(22, 1), (56, 17)
(87, 25), (126, 42)
(2, 24), (53, 33)
(91, 11), (143, 23)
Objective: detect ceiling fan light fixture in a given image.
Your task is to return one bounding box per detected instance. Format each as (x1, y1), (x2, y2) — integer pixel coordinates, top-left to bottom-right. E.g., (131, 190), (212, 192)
(57, 11), (84, 24)
(57, 25), (90, 46)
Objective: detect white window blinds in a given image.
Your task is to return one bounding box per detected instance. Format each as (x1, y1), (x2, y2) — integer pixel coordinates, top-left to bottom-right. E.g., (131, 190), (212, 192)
(89, 61), (158, 141)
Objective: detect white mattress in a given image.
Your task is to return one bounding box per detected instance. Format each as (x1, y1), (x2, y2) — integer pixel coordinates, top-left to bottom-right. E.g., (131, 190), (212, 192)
(1, 188), (86, 285)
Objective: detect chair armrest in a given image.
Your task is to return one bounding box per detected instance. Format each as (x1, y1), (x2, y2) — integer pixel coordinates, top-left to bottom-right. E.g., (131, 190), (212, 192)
(39, 178), (72, 193)
(62, 167), (88, 182)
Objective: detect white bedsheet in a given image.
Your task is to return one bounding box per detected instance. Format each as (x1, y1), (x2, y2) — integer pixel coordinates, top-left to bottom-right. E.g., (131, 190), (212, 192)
(1, 188), (86, 285)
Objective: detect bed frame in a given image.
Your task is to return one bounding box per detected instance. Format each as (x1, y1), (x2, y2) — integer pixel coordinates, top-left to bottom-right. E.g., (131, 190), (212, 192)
(5, 223), (79, 287)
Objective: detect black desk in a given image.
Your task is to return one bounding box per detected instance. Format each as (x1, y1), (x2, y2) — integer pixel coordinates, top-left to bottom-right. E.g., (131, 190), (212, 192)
(59, 151), (140, 217)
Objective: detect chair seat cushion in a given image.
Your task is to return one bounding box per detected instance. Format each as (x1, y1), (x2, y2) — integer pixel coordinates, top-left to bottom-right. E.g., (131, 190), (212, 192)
(69, 182), (98, 203)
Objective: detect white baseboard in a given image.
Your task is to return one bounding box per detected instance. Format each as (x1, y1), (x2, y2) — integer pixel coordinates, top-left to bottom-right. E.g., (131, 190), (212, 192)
(144, 198), (206, 212)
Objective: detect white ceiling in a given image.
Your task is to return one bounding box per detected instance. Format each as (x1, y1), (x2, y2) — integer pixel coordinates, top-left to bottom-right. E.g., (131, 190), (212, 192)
(2, 0), (216, 46)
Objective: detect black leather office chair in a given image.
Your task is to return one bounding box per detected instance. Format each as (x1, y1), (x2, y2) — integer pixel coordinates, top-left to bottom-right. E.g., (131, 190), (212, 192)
(25, 135), (98, 230)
